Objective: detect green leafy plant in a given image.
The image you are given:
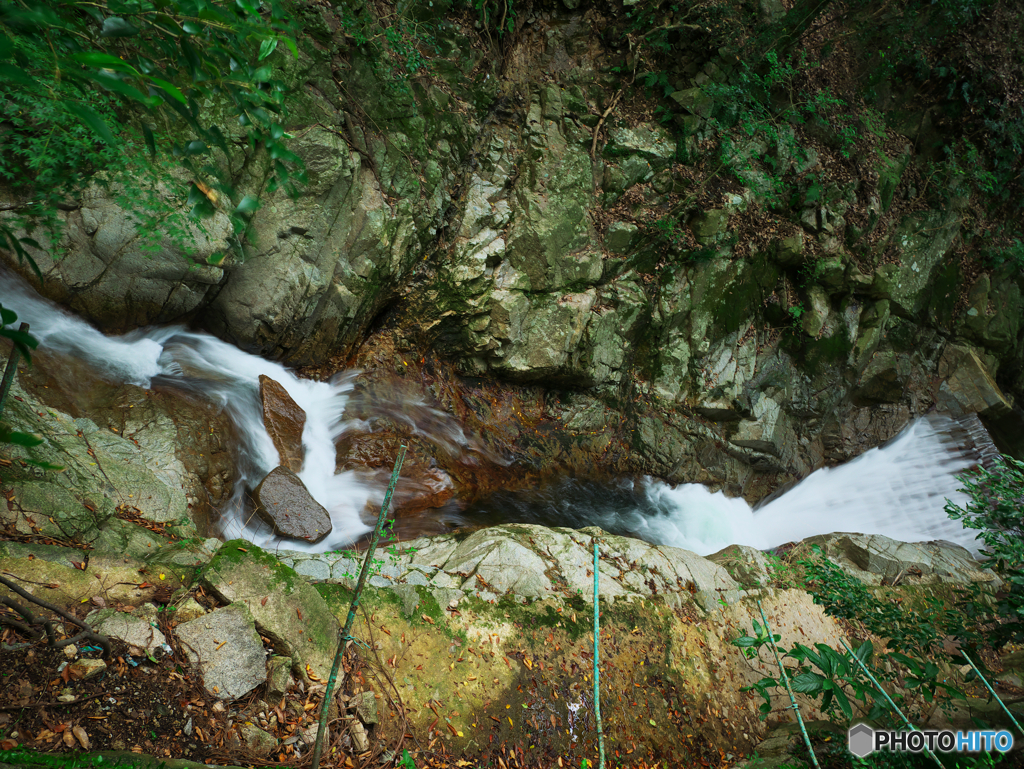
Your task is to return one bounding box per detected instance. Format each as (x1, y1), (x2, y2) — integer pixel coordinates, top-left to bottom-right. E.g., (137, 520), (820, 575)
(787, 304), (805, 329)
(733, 614), (887, 721)
(0, 305), (43, 455)
(0, 0), (306, 273)
(798, 546), (949, 659)
(944, 456), (1024, 647)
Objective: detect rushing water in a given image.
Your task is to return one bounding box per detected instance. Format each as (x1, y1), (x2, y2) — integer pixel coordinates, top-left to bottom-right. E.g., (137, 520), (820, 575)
(458, 413), (985, 556)
(0, 270), (987, 557)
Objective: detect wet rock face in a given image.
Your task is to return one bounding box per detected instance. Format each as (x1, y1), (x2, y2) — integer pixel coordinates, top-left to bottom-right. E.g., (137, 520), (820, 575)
(253, 466), (332, 544)
(0, 348), (230, 554)
(259, 374), (306, 473)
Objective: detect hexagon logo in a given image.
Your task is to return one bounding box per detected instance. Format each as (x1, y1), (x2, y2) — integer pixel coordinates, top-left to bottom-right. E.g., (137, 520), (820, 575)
(848, 723), (875, 758)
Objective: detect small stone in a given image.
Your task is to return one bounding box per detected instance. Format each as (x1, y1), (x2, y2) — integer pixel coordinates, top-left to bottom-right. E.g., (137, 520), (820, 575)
(172, 597), (208, 624)
(266, 655), (294, 702)
(63, 644), (79, 659)
(351, 690), (378, 725)
(300, 723), (320, 746)
(350, 719), (370, 753)
(69, 659), (108, 680)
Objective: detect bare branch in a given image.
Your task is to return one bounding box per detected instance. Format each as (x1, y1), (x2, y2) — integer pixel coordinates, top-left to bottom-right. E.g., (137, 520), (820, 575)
(0, 573), (112, 656)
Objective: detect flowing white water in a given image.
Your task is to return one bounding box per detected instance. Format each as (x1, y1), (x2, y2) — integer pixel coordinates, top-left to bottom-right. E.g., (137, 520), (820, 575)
(1, 270), (989, 557)
(459, 422), (988, 557)
(632, 414), (983, 555)
(0, 271), (375, 550)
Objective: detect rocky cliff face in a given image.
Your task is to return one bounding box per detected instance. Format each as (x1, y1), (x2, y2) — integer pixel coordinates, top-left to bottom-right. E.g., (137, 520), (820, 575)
(3, 0), (1023, 501)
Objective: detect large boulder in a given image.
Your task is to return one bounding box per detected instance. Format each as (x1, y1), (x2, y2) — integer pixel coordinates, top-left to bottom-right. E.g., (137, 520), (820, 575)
(1, 186), (231, 332)
(174, 602), (267, 700)
(800, 532), (999, 586)
(253, 467), (332, 544)
(1, 375), (190, 555)
(258, 374), (306, 473)
(201, 541), (341, 682)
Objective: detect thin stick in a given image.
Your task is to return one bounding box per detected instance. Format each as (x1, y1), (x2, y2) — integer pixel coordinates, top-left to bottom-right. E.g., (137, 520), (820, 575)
(311, 444), (407, 769)
(593, 541), (606, 769)
(756, 600), (820, 769)
(839, 639), (945, 768)
(961, 651), (1024, 735)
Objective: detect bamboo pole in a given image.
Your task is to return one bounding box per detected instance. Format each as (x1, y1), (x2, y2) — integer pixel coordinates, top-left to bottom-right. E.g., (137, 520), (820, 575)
(756, 600), (821, 769)
(311, 445), (407, 769)
(961, 651), (1023, 735)
(839, 639), (945, 768)
(593, 541), (606, 769)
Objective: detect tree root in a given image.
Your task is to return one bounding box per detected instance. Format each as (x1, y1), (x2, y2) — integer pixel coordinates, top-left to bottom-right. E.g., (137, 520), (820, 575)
(0, 573), (112, 656)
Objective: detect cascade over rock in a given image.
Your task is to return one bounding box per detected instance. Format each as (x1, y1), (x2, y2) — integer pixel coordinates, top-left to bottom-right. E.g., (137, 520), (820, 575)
(258, 373), (306, 473)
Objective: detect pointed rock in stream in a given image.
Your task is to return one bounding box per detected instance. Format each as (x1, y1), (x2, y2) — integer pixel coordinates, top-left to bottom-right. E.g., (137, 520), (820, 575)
(253, 466), (332, 544)
(259, 374), (306, 473)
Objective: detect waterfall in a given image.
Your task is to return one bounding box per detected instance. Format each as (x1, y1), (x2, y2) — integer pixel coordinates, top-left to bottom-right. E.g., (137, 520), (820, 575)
(1, 270), (990, 557)
(460, 416), (988, 557)
(0, 270), (374, 550)
(634, 414), (985, 556)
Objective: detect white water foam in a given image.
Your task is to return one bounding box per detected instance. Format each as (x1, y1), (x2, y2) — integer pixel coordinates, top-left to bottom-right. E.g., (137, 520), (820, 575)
(0, 271), (374, 550)
(628, 415), (983, 556)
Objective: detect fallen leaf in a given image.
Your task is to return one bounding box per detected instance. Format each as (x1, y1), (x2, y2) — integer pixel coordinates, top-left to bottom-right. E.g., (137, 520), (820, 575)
(72, 725), (90, 750)
(296, 608), (303, 620)
(523, 658), (533, 670)
(62, 731), (76, 748)
(261, 596), (268, 606)
(421, 614), (435, 625)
